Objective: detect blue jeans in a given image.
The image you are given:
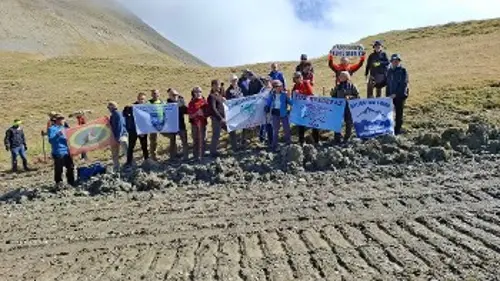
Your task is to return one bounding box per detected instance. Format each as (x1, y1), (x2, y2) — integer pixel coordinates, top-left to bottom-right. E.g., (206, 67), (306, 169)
(11, 146), (28, 171)
(271, 115), (291, 151)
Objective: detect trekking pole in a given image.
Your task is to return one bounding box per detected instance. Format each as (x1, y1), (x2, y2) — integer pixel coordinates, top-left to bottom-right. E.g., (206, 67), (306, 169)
(41, 130), (47, 162)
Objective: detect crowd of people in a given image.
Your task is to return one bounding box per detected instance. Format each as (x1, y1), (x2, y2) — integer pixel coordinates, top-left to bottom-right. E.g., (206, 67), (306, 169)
(4, 40), (409, 186)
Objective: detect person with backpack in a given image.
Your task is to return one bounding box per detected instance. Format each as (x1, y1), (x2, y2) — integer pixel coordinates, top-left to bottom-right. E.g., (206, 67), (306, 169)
(108, 101), (128, 172)
(48, 114), (75, 186)
(123, 92), (149, 166)
(328, 51), (366, 85)
(167, 88), (189, 160)
(4, 119), (30, 172)
(330, 71), (360, 144)
(265, 80), (292, 152)
(386, 54), (409, 135)
(291, 72), (319, 145)
(225, 74), (244, 150)
(207, 79), (226, 158)
(365, 40), (390, 98)
(188, 87), (208, 161)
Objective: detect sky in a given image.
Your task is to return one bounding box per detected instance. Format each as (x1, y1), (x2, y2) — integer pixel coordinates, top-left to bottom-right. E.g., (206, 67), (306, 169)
(117, 0), (500, 66)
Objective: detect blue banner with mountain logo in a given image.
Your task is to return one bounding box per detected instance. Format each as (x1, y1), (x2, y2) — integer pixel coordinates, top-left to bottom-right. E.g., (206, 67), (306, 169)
(290, 94), (346, 132)
(348, 98), (394, 138)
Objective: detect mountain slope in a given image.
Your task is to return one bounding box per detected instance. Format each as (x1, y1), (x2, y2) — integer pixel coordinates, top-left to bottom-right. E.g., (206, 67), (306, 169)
(0, 0), (207, 66)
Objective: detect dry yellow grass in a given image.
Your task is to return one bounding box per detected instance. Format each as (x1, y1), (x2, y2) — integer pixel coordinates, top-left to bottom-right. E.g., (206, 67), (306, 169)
(1, 18), (500, 168)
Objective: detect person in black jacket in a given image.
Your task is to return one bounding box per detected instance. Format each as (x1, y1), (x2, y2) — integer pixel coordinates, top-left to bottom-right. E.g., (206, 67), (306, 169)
(4, 119), (30, 172)
(296, 54), (315, 74)
(247, 72), (264, 96)
(167, 88), (189, 160)
(365, 40), (390, 98)
(207, 79), (226, 157)
(123, 93), (149, 166)
(386, 54), (409, 135)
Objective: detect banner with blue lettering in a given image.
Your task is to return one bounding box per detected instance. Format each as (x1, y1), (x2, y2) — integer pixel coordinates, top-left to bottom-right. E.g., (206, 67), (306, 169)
(348, 98), (394, 139)
(133, 103), (179, 135)
(290, 94), (346, 132)
(224, 93), (268, 132)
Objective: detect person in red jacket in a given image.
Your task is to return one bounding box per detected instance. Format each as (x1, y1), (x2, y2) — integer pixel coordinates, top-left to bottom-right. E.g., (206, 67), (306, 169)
(291, 72), (319, 145)
(187, 86), (208, 161)
(328, 52), (366, 85)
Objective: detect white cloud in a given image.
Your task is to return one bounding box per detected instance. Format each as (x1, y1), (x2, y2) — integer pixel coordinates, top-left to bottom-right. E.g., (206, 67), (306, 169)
(117, 0), (500, 66)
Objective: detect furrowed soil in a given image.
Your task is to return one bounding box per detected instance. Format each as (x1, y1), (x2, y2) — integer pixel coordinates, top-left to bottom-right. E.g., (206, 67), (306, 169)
(1, 126), (500, 281)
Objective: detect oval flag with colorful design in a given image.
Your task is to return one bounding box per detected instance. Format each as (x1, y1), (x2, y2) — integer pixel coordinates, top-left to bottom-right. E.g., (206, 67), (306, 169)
(65, 117), (117, 156)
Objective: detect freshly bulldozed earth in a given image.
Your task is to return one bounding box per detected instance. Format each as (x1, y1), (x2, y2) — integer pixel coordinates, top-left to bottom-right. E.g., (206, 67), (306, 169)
(1, 124), (500, 281)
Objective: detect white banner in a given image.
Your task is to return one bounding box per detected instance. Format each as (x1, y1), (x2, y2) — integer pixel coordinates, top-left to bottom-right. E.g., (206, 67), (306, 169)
(330, 44), (364, 57)
(224, 93), (268, 132)
(133, 103), (179, 134)
(348, 98), (394, 139)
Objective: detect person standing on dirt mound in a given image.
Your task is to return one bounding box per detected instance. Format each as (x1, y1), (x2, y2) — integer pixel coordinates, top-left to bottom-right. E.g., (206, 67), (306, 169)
(328, 51), (366, 85)
(386, 54), (409, 135)
(206, 79), (226, 158)
(365, 40), (390, 98)
(167, 88), (189, 160)
(225, 74), (244, 151)
(123, 92), (149, 166)
(149, 89), (165, 160)
(108, 101), (128, 173)
(4, 119), (30, 172)
(291, 72), (320, 145)
(188, 87), (208, 161)
(48, 114), (75, 187)
(331, 71), (360, 144)
(266, 80), (292, 152)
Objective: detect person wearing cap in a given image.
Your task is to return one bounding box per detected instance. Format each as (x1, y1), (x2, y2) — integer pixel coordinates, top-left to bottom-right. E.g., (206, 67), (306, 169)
(269, 63), (286, 89)
(149, 89), (165, 160)
(44, 111), (69, 136)
(206, 79), (226, 157)
(265, 80), (293, 152)
(166, 88), (189, 160)
(328, 51), (366, 85)
(225, 74), (245, 150)
(386, 53), (409, 135)
(291, 71), (319, 145)
(188, 86), (208, 160)
(108, 101), (128, 172)
(296, 54), (315, 75)
(123, 92), (149, 166)
(365, 40), (390, 98)
(4, 119), (30, 172)
(258, 77), (274, 145)
(48, 114), (75, 186)
(330, 71), (360, 143)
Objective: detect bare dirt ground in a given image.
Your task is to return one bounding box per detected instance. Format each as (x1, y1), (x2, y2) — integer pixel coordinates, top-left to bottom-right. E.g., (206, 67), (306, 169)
(1, 126), (500, 281)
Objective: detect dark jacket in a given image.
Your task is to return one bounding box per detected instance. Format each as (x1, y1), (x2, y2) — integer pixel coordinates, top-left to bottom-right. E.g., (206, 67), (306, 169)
(238, 77), (250, 96)
(109, 109), (126, 140)
(4, 126), (26, 149)
(123, 101), (140, 134)
(248, 79), (264, 96)
(365, 51), (390, 77)
(48, 124), (69, 157)
(296, 63), (315, 74)
(167, 98), (187, 131)
(207, 92), (225, 121)
(225, 85), (244, 100)
(386, 65), (409, 98)
(331, 81), (360, 99)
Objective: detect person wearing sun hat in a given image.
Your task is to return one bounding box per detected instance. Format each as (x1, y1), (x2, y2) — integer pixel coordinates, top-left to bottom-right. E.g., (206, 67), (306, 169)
(48, 113), (75, 186)
(365, 40), (390, 98)
(4, 118), (30, 172)
(386, 53), (409, 135)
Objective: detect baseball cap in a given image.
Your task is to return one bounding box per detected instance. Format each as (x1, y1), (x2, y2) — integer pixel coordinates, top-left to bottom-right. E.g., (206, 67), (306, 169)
(390, 53), (402, 61)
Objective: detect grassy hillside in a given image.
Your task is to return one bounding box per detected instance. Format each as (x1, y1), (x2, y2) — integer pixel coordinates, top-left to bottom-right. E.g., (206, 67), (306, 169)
(1, 18), (500, 169)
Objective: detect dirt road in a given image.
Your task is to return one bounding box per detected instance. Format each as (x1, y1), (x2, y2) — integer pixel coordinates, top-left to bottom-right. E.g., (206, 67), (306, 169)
(1, 155), (499, 281)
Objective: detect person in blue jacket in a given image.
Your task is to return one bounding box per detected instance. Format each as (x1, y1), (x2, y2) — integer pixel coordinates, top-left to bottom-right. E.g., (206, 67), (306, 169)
(265, 80), (293, 152)
(48, 114), (75, 186)
(108, 101), (128, 172)
(386, 54), (409, 135)
(269, 63), (286, 89)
